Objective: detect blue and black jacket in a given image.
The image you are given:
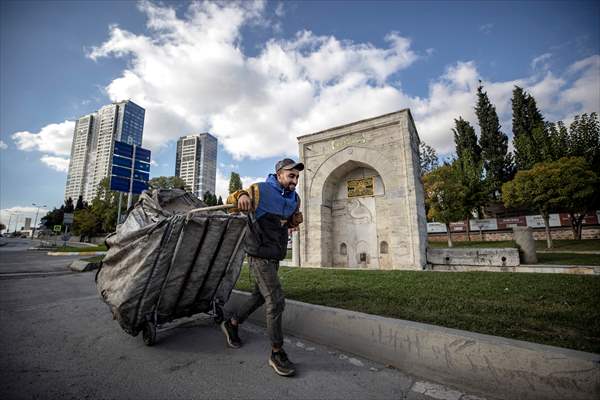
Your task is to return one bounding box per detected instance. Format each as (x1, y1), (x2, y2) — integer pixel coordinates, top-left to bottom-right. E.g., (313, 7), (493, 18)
(227, 174), (300, 260)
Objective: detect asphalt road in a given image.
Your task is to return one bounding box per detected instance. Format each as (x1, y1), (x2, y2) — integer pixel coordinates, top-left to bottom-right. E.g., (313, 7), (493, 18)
(0, 241), (486, 400)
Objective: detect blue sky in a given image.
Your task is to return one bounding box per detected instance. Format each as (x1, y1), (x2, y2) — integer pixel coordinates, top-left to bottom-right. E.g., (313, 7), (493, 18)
(1, 0), (599, 229)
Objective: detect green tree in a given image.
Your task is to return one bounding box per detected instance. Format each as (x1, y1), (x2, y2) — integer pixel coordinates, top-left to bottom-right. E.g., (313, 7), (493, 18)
(512, 86), (546, 170)
(64, 197), (74, 213)
(552, 157), (599, 240)
(203, 191), (217, 206)
(217, 195), (223, 205)
(475, 84), (513, 198)
(568, 113), (600, 172)
(90, 177), (120, 233)
(73, 208), (100, 241)
(423, 164), (468, 247)
(452, 117), (486, 238)
(545, 120), (569, 161)
(419, 141), (439, 175)
(502, 161), (564, 248)
(75, 195), (85, 210)
(454, 117), (481, 165)
(149, 176), (188, 190)
(41, 206), (64, 229)
(229, 172), (243, 194)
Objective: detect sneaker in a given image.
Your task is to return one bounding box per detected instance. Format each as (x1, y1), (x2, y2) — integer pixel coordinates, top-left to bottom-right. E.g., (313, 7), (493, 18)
(269, 349), (296, 377)
(220, 319), (242, 348)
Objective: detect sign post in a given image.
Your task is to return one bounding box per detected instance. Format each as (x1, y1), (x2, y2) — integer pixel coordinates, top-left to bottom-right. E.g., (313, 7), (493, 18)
(110, 141), (151, 223)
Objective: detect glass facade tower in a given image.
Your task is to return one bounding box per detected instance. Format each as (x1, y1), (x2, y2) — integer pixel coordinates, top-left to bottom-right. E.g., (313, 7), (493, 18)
(64, 100), (145, 202)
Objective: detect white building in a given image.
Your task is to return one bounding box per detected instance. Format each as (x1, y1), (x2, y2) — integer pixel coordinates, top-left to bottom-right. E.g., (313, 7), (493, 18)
(65, 114), (94, 201)
(175, 133), (217, 199)
(64, 100), (145, 203)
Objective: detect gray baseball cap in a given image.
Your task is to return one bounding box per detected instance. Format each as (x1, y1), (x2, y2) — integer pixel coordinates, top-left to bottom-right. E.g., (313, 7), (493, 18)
(275, 158), (304, 172)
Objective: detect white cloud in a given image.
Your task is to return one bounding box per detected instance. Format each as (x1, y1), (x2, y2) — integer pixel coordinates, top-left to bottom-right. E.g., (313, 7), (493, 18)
(86, 1), (420, 159)
(561, 55), (600, 114)
(0, 140), (7, 150)
(479, 23), (494, 34)
(531, 53), (552, 70)
(1, 206), (50, 230)
(40, 155), (70, 172)
(274, 2), (285, 18)
(11, 120), (75, 156)
(9, 1), (600, 169)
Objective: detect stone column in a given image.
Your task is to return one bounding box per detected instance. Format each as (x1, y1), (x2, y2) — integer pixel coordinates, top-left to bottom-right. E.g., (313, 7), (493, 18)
(292, 230), (300, 267)
(513, 226), (537, 264)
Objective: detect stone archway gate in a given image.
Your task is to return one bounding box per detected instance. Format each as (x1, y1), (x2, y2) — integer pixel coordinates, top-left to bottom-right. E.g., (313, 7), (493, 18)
(295, 109), (427, 270)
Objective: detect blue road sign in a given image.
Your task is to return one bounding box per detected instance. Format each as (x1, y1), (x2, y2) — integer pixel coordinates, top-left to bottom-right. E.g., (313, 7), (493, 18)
(132, 180), (149, 194)
(113, 155), (133, 168)
(134, 160), (150, 172)
(135, 147), (151, 162)
(110, 176), (131, 192)
(109, 141), (151, 194)
(114, 141), (133, 158)
(112, 165), (131, 178)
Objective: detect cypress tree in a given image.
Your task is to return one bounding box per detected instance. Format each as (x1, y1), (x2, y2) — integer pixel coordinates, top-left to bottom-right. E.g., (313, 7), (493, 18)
(453, 117), (481, 164)
(228, 172), (243, 194)
(512, 86), (546, 170)
(452, 117), (486, 224)
(475, 85), (513, 198)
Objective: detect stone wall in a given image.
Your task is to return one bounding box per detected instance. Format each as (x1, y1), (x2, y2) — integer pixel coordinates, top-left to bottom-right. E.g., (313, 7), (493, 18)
(428, 226), (600, 242)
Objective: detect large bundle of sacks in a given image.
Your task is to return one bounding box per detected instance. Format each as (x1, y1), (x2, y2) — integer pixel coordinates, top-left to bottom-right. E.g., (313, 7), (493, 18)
(96, 189), (247, 336)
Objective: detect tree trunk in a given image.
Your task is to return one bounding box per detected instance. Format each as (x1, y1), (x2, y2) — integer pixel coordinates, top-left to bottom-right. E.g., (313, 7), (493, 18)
(465, 219), (471, 241)
(569, 213), (586, 240)
(542, 212), (553, 249)
(446, 223), (453, 247)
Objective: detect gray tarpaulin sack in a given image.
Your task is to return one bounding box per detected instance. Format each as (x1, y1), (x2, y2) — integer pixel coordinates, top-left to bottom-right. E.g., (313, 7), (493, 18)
(96, 189), (247, 343)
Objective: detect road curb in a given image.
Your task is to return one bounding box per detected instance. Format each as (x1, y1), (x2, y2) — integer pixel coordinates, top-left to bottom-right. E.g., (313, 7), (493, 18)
(227, 291), (599, 400)
(47, 251), (107, 256)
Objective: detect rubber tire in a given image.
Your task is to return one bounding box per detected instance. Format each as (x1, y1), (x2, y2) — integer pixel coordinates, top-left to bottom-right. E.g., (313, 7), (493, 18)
(213, 306), (224, 325)
(142, 321), (156, 346)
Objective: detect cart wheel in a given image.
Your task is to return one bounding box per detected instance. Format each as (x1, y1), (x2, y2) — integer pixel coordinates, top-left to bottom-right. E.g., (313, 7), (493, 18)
(213, 305), (224, 325)
(142, 321), (156, 346)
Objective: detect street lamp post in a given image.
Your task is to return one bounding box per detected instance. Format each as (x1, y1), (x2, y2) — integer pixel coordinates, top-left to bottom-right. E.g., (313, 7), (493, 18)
(31, 203), (46, 240)
(6, 213), (13, 234)
(12, 212), (21, 233)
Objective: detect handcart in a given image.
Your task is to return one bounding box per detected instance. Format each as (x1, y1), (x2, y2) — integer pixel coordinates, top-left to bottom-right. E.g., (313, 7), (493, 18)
(96, 189), (247, 346)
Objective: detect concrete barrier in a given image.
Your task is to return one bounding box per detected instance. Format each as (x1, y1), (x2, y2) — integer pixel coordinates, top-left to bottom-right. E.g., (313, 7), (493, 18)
(69, 260), (101, 272)
(226, 291), (599, 400)
(427, 248), (520, 267)
(431, 264), (600, 275)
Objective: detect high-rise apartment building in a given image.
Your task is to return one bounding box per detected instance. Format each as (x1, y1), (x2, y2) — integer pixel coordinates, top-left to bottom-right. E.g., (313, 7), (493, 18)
(175, 133), (217, 199)
(64, 100), (145, 202)
(64, 114), (94, 201)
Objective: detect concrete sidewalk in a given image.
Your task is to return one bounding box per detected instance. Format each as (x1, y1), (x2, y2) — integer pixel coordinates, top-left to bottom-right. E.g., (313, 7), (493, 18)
(227, 291), (600, 400)
(0, 271), (485, 400)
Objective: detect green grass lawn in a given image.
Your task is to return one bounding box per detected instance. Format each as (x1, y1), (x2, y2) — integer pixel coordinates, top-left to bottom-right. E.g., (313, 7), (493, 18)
(51, 244), (107, 252)
(535, 239), (600, 252)
(536, 253), (600, 265)
(235, 266), (600, 353)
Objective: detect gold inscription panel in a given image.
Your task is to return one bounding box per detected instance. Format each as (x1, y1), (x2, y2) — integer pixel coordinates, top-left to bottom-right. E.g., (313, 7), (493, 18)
(347, 177), (374, 197)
